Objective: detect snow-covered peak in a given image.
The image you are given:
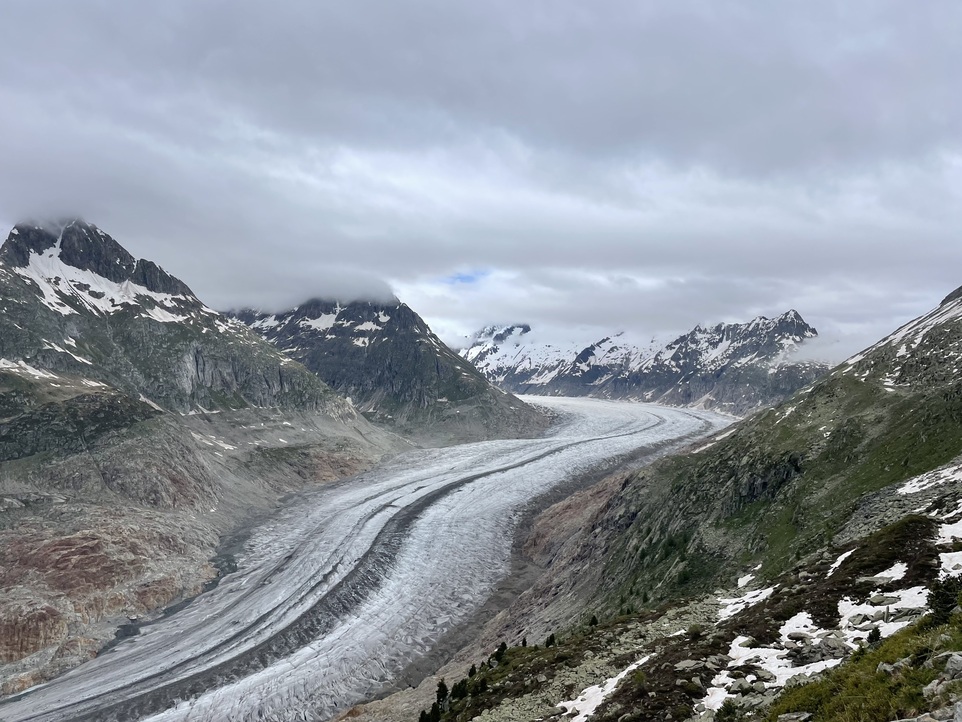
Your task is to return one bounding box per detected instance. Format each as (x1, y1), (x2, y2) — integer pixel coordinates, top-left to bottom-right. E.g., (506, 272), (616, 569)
(232, 298), (404, 347)
(658, 311), (818, 372)
(461, 311), (825, 412)
(0, 221), (215, 325)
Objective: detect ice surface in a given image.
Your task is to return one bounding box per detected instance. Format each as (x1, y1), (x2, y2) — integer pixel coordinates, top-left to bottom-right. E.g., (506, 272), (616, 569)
(0, 397), (728, 722)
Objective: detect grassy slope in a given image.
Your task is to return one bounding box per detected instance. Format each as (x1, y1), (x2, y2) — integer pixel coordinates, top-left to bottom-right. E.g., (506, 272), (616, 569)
(591, 347), (962, 616)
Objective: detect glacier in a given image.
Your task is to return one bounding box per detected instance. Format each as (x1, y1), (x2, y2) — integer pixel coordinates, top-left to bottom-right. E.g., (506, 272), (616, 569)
(0, 397), (728, 722)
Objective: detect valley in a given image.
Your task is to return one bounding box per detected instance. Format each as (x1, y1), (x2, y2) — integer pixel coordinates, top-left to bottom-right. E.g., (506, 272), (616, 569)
(0, 398), (729, 722)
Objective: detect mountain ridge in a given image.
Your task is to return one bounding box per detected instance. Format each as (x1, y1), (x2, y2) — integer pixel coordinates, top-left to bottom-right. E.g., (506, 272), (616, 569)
(231, 298), (549, 444)
(462, 310), (828, 414)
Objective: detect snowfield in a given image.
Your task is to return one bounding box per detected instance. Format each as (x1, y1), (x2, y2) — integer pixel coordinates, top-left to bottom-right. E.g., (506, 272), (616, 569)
(0, 398), (728, 722)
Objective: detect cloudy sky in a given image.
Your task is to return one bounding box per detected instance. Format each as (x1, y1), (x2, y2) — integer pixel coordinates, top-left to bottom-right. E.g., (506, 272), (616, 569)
(1, 1), (959, 359)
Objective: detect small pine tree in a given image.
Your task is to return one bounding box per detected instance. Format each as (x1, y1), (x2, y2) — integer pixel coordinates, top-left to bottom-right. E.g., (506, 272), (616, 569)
(419, 710), (429, 722)
(478, 677), (488, 693)
(521, 636), (527, 647)
(436, 679), (448, 705)
(715, 699), (740, 722)
(928, 574), (962, 625)
(589, 614), (599, 626)
(545, 633), (556, 647)
(867, 627), (882, 644)
(468, 663), (477, 677)
(494, 641), (508, 661)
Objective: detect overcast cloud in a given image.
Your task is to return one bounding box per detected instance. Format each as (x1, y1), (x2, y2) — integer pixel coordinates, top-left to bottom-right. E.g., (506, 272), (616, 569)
(1, 1), (960, 360)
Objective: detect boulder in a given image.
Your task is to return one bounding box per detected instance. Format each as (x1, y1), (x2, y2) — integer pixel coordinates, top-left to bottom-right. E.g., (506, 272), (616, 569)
(944, 653), (962, 680)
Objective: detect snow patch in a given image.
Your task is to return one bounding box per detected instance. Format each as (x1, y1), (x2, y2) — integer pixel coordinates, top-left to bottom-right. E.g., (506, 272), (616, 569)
(717, 586), (776, 621)
(557, 655), (652, 722)
(939, 552), (962, 579)
(937, 518), (962, 545)
(874, 562), (908, 582)
(826, 549), (855, 577)
(353, 321), (382, 332)
(300, 313), (338, 332)
(898, 463), (962, 495)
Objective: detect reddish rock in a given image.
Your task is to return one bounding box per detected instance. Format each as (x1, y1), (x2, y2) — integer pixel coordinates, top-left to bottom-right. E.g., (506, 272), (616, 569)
(0, 604), (67, 663)
(133, 576), (182, 612)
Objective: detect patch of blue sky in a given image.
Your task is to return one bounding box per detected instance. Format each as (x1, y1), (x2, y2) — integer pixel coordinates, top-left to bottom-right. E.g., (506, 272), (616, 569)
(441, 269), (491, 285)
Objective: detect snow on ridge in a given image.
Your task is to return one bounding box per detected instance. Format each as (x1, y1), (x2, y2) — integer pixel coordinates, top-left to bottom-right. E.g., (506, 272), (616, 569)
(13, 242), (198, 322)
(250, 315), (281, 331)
(843, 293), (962, 369)
(463, 312), (818, 393)
(42, 340), (93, 365)
(0, 358), (60, 379)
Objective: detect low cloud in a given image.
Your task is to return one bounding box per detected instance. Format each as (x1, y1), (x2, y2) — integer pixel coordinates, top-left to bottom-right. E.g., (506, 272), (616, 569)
(0, 1), (959, 354)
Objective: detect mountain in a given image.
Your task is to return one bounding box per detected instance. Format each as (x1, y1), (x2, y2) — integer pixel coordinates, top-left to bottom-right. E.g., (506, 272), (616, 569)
(231, 299), (548, 444)
(353, 285), (962, 722)
(0, 220), (350, 414)
(462, 310), (828, 414)
(0, 220), (402, 696)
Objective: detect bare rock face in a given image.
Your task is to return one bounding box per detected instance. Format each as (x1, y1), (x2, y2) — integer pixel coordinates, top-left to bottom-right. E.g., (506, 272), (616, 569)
(0, 604), (68, 663)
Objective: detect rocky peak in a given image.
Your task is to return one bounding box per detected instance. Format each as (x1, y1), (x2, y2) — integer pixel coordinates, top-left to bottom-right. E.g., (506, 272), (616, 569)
(665, 311), (817, 362)
(1, 220), (194, 298)
(771, 309), (816, 338)
(941, 285), (962, 307)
